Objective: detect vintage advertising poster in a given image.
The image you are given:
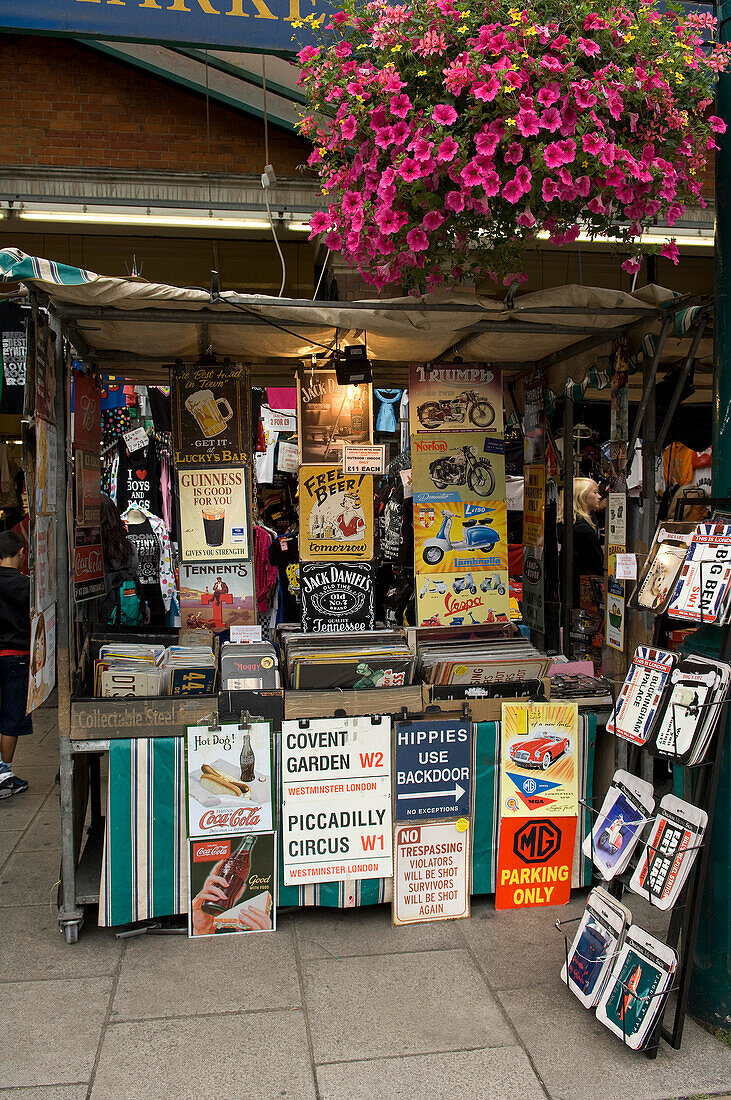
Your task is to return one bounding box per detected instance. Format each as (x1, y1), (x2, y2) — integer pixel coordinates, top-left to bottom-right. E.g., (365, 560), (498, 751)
(178, 467), (251, 562)
(300, 561), (375, 633)
(74, 450), (101, 528)
(394, 718), (472, 822)
(186, 721), (274, 837)
(393, 821), (470, 925)
(34, 515), (56, 613)
(500, 701), (579, 817)
(27, 604), (56, 714)
(409, 363), (503, 437)
(73, 528), (105, 602)
(179, 562), (256, 632)
(73, 371), (102, 453)
(412, 435), (505, 504)
(281, 716), (392, 884)
(188, 832), (276, 938)
(34, 322), (56, 425)
(416, 569), (509, 627)
(606, 590), (626, 651)
(172, 363), (250, 466)
(299, 466), (374, 562)
(523, 369), (545, 465)
(34, 418), (56, 515)
(496, 816), (577, 910)
(523, 464), (546, 633)
(297, 369), (372, 464)
(413, 499), (507, 575)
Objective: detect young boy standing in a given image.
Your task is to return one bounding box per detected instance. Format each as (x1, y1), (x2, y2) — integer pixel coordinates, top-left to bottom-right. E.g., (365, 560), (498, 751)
(0, 530), (32, 798)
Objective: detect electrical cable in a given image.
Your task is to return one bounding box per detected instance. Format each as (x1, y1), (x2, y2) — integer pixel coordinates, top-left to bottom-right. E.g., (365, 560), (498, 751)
(312, 248), (331, 300)
(210, 291), (339, 353)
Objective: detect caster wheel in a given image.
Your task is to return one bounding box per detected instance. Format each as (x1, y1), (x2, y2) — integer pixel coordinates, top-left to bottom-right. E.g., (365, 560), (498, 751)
(62, 921), (82, 944)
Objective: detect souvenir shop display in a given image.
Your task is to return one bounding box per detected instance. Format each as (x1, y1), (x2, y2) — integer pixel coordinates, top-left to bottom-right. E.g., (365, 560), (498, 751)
(299, 466), (374, 561)
(606, 646), (677, 747)
(582, 770), (655, 880)
(411, 434), (504, 503)
(179, 562), (256, 633)
(409, 364), (503, 437)
(186, 720), (275, 836)
(172, 362), (250, 466)
(373, 388), (401, 433)
(165, 646), (217, 695)
(596, 927), (678, 1050)
(667, 523), (731, 624)
(220, 642), (281, 689)
(561, 887), (631, 1009)
(629, 795), (708, 910)
(281, 630), (414, 690)
(417, 635), (550, 686)
(177, 467), (252, 562)
(647, 655), (731, 765)
(121, 505), (177, 622)
(187, 832), (276, 938)
(632, 524), (696, 613)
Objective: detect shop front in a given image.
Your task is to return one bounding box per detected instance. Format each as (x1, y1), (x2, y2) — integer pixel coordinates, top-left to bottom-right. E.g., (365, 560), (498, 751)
(1, 246), (723, 1057)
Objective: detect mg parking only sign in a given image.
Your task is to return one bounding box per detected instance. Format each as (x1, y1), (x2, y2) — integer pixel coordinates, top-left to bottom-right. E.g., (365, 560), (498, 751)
(394, 718), (472, 822)
(495, 816), (577, 910)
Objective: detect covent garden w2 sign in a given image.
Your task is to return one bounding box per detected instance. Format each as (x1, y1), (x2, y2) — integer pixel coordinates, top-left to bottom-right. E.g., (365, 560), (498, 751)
(0, 0), (323, 52)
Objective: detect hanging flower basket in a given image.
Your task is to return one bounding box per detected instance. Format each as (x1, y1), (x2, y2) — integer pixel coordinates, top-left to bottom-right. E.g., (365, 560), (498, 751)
(296, 0), (728, 289)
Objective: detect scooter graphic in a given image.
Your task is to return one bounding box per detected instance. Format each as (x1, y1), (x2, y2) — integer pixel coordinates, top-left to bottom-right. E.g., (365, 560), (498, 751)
(422, 511), (499, 566)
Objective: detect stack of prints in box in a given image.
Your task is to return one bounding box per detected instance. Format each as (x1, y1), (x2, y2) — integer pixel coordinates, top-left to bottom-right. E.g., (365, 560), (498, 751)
(220, 642), (280, 690)
(282, 630), (414, 689)
(562, 887), (678, 1050)
(607, 645), (731, 765)
(165, 646), (217, 696)
(667, 523), (731, 624)
(417, 634), (550, 685)
(95, 643), (167, 697)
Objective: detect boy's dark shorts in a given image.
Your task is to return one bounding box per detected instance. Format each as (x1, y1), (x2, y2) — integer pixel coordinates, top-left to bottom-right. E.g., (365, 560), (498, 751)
(0, 655), (33, 736)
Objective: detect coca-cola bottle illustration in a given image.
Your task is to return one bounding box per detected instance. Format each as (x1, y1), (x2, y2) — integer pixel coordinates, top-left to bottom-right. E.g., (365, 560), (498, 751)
(239, 732), (255, 782)
(201, 836), (256, 915)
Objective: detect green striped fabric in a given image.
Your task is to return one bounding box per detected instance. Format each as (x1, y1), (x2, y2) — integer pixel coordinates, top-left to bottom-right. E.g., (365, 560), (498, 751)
(99, 738), (187, 927)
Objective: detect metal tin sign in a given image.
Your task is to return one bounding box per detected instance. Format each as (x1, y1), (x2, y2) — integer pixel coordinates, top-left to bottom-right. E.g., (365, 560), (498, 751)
(172, 363), (250, 466)
(300, 561), (375, 633)
(393, 821), (470, 925)
(343, 445), (386, 475)
(299, 466), (374, 561)
(496, 816), (577, 910)
(178, 467), (251, 562)
(281, 716), (392, 884)
(500, 701), (579, 817)
(186, 721), (274, 837)
(394, 718), (472, 822)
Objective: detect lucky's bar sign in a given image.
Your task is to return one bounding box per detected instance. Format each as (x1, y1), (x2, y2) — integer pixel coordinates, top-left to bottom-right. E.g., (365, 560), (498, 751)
(0, 0), (325, 54)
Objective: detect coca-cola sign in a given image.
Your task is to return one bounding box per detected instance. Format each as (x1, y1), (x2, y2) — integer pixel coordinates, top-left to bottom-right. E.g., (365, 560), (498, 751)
(193, 840), (231, 862)
(186, 720), (275, 838)
(74, 531), (105, 602)
(198, 807), (262, 831)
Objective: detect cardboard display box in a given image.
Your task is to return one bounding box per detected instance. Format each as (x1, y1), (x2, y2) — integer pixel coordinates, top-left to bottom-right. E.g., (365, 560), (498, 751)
(284, 686), (423, 720)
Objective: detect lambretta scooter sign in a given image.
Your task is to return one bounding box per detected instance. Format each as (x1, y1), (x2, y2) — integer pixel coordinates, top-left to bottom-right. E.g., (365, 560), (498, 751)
(394, 719), (472, 821)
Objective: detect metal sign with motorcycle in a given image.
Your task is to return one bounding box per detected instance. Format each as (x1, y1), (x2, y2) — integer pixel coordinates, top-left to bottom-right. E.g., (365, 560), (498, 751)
(417, 569), (510, 627)
(412, 434), (506, 503)
(409, 364), (503, 438)
(413, 500), (507, 575)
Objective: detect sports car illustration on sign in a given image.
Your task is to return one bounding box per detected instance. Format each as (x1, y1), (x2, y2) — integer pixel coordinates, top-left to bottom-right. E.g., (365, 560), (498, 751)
(508, 731), (571, 771)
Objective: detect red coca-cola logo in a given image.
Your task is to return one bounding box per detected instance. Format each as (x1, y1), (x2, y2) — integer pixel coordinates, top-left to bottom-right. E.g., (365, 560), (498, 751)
(75, 545), (104, 580)
(193, 840), (231, 862)
(444, 593), (483, 615)
(199, 807), (262, 830)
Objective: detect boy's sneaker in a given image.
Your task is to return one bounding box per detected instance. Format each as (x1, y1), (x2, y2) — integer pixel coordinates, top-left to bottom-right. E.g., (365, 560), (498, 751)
(0, 772), (28, 799)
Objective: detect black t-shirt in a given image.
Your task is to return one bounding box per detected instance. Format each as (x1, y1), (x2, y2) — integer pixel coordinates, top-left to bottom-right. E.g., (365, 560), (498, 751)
(268, 531), (300, 622)
(116, 437), (161, 516)
(0, 303), (26, 416)
(126, 519), (160, 585)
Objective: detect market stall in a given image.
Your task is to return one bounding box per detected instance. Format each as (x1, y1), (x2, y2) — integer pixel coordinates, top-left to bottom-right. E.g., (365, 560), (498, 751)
(1, 246), (720, 1057)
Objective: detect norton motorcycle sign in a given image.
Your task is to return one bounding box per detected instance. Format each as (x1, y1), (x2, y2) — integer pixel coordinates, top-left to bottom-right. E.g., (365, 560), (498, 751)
(413, 500), (507, 574)
(417, 569), (510, 627)
(300, 562), (375, 633)
(299, 466), (374, 561)
(412, 434), (506, 504)
(409, 364), (504, 438)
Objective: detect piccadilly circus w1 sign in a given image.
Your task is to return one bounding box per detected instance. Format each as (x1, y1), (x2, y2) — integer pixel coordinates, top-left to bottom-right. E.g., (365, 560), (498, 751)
(0, 0), (324, 53)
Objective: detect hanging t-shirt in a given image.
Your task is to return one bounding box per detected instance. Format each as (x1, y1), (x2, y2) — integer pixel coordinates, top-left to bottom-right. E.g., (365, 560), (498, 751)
(0, 302), (26, 415)
(115, 437), (161, 516)
(692, 447), (713, 494)
(268, 532), (300, 622)
(663, 442), (695, 489)
(127, 519), (160, 585)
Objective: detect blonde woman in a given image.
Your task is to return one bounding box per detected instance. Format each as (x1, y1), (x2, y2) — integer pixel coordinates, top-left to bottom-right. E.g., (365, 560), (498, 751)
(563, 478), (605, 606)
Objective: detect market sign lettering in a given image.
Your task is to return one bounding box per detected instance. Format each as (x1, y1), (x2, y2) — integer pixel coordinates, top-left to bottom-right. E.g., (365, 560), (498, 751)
(496, 816), (577, 910)
(0, 0), (325, 52)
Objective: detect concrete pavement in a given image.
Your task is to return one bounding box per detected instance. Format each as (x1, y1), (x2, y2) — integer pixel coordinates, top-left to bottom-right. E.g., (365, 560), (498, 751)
(1, 711), (730, 1099)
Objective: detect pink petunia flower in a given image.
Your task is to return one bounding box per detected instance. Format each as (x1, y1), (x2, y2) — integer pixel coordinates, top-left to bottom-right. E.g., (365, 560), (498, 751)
(406, 228), (429, 252)
(340, 115), (357, 141)
(516, 108), (540, 137)
(422, 211), (445, 231)
(341, 191), (362, 217)
(308, 210), (331, 235)
(710, 116), (727, 133)
(504, 141), (524, 164)
(661, 241), (680, 265)
(542, 178), (559, 201)
(390, 93), (412, 119)
(461, 162), (483, 187)
(399, 157), (421, 182)
(540, 107), (561, 132)
(473, 77), (501, 102)
(577, 37), (601, 56)
(517, 207), (537, 228)
(582, 132), (605, 156)
(383, 72), (407, 93)
(432, 104), (458, 126)
(482, 170), (500, 197)
(444, 191), (466, 212)
(392, 121), (411, 146)
(374, 126), (395, 149)
(621, 257), (643, 274)
(537, 83), (561, 107)
(436, 136), (459, 163)
(475, 130), (500, 156)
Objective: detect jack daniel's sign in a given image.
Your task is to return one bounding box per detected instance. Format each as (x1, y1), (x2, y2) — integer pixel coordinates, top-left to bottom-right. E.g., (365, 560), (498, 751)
(300, 562), (375, 633)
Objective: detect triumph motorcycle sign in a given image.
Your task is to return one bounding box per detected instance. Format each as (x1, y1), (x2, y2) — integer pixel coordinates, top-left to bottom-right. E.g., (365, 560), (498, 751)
(409, 364), (504, 439)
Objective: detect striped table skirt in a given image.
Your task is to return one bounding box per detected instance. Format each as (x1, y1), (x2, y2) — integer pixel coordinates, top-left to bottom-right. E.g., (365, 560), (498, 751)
(98, 715), (596, 923)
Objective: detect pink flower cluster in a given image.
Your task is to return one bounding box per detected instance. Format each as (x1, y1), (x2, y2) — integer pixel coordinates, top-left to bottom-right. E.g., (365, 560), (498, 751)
(297, 0), (728, 288)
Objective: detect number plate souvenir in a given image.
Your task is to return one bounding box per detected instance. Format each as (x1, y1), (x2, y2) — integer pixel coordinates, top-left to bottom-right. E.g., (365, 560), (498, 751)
(607, 647), (676, 746)
(668, 524), (731, 624)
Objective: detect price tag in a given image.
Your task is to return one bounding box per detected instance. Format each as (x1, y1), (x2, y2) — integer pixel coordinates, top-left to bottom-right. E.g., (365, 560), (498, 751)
(343, 444), (386, 475)
(400, 468), (413, 499)
(124, 427), (148, 453)
(229, 625), (263, 643)
(277, 439), (299, 474)
(615, 553), (637, 580)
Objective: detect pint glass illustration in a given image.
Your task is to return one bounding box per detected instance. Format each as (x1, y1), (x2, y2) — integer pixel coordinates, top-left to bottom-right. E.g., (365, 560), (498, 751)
(185, 390), (233, 438)
(202, 508), (225, 547)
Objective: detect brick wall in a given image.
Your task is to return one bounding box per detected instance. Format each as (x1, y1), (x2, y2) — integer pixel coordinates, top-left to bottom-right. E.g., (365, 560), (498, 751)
(0, 36), (310, 174)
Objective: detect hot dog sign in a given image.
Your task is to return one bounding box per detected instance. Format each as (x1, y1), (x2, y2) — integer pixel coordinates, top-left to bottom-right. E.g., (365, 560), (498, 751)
(299, 465), (374, 561)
